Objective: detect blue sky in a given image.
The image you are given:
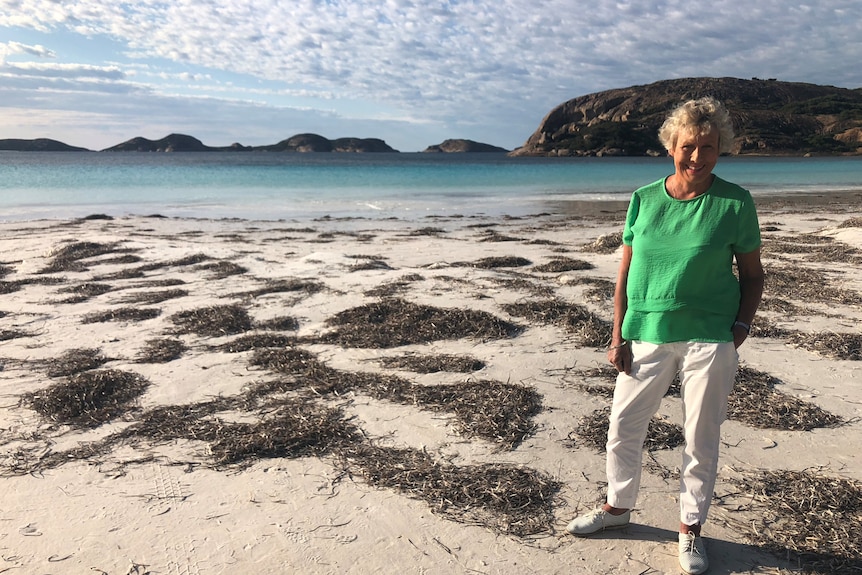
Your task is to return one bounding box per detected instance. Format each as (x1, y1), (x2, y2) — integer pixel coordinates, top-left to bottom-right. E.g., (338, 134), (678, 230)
(1, 1), (861, 152)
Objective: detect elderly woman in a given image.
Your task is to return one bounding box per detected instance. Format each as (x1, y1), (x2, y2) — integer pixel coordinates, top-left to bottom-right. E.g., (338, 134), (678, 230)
(567, 97), (764, 575)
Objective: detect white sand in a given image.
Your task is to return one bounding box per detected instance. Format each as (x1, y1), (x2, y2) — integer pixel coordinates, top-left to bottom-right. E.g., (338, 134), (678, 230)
(1, 204), (860, 575)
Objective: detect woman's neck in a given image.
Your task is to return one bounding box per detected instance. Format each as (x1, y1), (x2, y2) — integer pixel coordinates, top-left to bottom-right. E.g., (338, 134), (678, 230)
(666, 173), (715, 199)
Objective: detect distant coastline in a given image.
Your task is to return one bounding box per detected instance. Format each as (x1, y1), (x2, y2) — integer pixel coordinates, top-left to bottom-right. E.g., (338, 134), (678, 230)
(0, 134), (509, 154)
(4, 77), (861, 157)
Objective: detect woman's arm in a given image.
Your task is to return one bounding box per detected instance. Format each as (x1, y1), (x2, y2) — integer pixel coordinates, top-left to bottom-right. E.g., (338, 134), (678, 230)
(609, 244), (633, 373)
(733, 247), (765, 348)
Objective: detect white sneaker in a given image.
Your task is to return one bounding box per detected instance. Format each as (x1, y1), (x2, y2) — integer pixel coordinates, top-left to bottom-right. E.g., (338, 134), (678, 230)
(678, 532), (708, 574)
(566, 508), (630, 536)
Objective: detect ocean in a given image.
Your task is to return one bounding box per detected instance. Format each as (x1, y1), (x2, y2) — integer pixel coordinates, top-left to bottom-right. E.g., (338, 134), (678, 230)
(1, 152), (860, 222)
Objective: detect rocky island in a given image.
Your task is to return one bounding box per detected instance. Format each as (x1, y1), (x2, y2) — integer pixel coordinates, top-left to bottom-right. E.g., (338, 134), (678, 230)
(102, 133), (399, 153)
(0, 138), (90, 152)
(422, 139), (508, 153)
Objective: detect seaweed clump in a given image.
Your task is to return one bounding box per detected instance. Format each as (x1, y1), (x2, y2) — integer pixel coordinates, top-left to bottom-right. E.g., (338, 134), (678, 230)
(377, 353), (485, 373)
(726, 468), (862, 575)
(317, 298), (522, 348)
(24, 369), (150, 428)
(168, 304), (253, 337)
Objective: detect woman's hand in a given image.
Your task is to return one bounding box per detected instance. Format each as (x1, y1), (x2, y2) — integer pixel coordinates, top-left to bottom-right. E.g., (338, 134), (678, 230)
(608, 341), (632, 374)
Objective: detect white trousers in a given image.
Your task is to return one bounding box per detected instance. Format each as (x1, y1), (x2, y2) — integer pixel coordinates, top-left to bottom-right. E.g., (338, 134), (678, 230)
(605, 341), (738, 527)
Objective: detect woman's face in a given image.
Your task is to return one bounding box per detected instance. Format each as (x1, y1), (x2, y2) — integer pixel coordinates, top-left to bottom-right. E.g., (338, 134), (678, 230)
(670, 128), (720, 188)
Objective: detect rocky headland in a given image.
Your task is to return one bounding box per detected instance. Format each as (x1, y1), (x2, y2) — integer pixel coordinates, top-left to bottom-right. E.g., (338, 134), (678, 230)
(510, 77), (862, 157)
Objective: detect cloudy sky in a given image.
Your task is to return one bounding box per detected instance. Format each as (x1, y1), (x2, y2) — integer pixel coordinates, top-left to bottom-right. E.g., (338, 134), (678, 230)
(1, 1), (861, 152)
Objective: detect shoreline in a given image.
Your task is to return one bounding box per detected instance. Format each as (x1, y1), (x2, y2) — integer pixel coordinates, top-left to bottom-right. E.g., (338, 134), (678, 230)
(1, 205), (860, 574)
(3, 188), (862, 226)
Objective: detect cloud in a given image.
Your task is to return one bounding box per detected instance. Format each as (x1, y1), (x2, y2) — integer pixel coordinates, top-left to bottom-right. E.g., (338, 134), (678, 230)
(1, 0), (861, 150)
(4, 40), (56, 58)
(3, 61), (124, 80)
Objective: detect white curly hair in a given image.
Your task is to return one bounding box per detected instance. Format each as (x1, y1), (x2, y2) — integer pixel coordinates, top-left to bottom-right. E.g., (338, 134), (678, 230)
(658, 97), (735, 154)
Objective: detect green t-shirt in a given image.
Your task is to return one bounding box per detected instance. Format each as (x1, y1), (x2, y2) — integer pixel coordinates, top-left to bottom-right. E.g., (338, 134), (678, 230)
(622, 176), (761, 344)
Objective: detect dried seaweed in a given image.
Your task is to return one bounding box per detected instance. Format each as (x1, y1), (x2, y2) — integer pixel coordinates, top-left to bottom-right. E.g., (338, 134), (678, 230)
(256, 316), (300, 331)
(573, 407), (684, 452)
(725, 468), (862, 575)
(94, 254), (143, 266)
(10, 340), (553, 536)
(749, 315), (791, 338)
(532, 257), (594, 273)
(762, 235), (860, 264)
(23, 369), (150, 428)
(197, 261), (248, 279)
(0, 329), (32, 342)
(136, 338), (187, 363)
(82, 307), (161, 323)
(349, 258), (394, 272)
(236, 278), (324, 298)
(45, 348), (111, 377)
(581, 231), (623, 254)
(466, 256), (531, 268)
(412, 380), (541, 448)
(57, 282), (113, 303)
(786, 330), (862, 361)
(475, 230), (521, 242)
(571, 365), (840, 432)
(0, 281), (23, 294)
(168, 304), (253, 337)
(39, 241), (131, 273)
(365, 273), (424, 297)
(250, 347), (539, 448)
(407, 227), (446, 236)
(214, 333), (296, 352)
(836, 216), (862, 229)
(766, 266), (862, 306)
(130, 279), (186, 288)
(377, 353), (485, 373)
(317, 298), (522, 348)
(207, 400), (362, 465)
(340, 444), (561, 537)
(94, 253), (213, 281)
(502, 299), (611, 347)
(502, 298), (585, 324)
(757, 297), (806, 315)
(729, 366), (844, 430)
(116, 288), (189, 305)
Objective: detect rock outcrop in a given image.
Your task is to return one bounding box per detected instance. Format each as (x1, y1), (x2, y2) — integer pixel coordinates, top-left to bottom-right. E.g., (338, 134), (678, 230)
(423, 139), (508, 153)
(511, 77), (862, 157)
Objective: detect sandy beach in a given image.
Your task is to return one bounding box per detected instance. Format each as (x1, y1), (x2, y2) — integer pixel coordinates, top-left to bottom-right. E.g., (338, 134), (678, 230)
(1, 193), (860, 575)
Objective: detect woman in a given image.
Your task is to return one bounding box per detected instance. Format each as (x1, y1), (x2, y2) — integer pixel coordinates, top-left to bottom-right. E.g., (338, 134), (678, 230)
(566, 97), (764, 575)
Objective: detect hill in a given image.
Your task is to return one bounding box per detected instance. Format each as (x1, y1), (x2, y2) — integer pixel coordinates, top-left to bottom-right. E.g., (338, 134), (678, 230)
(100, 133), (399, 153)
(510, 77), (862, 157)
(102, 134), (216, 152)
(423, 139), (508, 153)
(253, 133), (397, 153)
(0, 138), (90, 152)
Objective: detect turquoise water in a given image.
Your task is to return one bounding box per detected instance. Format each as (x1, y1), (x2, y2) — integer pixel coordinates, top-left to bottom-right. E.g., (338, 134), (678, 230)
(1, 152), (860, 221)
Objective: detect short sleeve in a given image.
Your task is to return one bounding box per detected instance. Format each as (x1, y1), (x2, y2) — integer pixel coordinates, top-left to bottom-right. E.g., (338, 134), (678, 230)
(622, 192), (641, 246)
(734, 192), (761, 254)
